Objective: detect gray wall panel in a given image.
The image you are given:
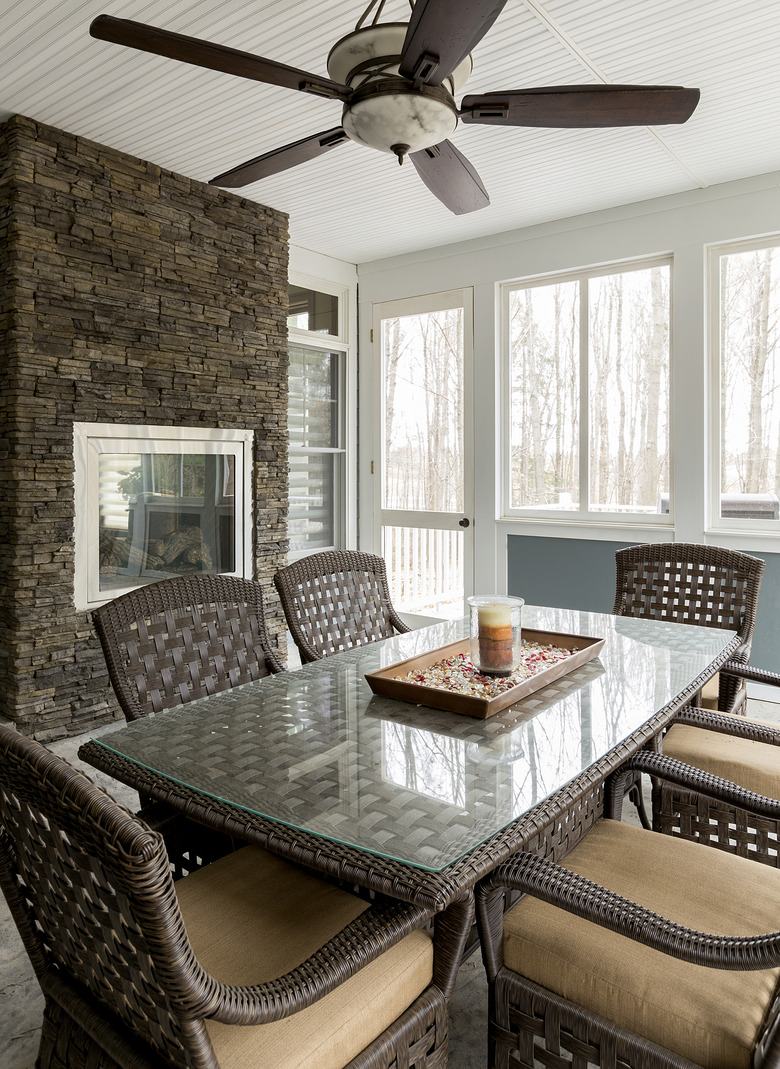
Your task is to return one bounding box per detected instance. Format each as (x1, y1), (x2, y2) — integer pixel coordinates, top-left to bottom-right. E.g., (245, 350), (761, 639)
(750, 552), (780, 674)
(507, 535), (779, 673)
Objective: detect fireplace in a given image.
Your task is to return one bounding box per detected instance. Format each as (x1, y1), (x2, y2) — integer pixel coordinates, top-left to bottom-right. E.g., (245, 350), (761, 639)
(74, 423), (253, 611)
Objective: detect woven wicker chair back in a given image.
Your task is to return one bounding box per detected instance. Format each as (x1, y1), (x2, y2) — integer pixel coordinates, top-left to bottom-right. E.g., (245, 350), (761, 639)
(274, 550), (411, 663)
(0, 725), (210, 1069)
(93, 573), (283, 721)
(613, 542), (764, 658)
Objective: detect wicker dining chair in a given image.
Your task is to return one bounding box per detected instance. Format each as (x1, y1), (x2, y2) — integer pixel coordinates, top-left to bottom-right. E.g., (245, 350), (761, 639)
(92, 573), (284, 875)
(613, 542), (765, 715)
(93, 572), (284, 722)
(0, 724), (449, 1069)
(655, 660), (780, 865)
(612, 542), (765, 831)
(476, 749), (780, 1069)
(274, 550), (411, 664)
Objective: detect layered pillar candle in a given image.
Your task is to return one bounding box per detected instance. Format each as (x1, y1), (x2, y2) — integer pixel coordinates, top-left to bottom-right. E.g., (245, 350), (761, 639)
(468, 595), (524, 677)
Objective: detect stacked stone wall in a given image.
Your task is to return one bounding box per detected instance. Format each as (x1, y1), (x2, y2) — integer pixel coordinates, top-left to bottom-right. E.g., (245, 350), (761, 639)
(0, 115), (289, 739)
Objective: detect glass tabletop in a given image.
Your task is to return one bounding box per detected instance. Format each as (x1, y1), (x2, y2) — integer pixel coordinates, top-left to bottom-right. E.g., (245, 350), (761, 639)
(89, 605), (736, 872)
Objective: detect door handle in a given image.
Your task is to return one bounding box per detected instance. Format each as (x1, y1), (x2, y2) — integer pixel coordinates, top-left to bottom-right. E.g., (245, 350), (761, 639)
(458, 518), (471, 528)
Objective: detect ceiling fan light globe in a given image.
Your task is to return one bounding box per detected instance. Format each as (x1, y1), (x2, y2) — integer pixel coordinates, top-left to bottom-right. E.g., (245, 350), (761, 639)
(343, 90), (458, 154)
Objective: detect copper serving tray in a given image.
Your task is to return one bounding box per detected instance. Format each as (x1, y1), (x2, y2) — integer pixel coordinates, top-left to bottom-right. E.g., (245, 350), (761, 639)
(364, 629), (605, 719)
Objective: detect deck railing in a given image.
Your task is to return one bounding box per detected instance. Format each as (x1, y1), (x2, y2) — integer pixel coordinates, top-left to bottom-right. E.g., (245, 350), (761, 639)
(383, 525), (464, 618)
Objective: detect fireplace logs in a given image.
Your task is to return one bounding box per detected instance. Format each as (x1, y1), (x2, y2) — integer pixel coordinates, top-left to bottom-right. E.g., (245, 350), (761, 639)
(100, 525), (214, 576)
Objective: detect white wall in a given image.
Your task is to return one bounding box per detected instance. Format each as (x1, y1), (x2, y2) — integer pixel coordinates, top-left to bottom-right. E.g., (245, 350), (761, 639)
(289, 246), (358, 292)
(356, 168), (780, 593)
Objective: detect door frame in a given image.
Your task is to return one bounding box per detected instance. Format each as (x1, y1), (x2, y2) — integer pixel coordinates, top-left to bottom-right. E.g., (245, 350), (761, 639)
(365, 287), (476, 621)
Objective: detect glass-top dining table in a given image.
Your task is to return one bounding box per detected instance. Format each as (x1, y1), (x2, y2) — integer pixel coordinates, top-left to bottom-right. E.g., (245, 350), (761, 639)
(79, 604), (739, 916)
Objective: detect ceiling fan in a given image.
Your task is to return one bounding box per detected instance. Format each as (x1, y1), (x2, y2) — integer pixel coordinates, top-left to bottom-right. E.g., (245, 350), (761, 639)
(89, 0), (700, 216)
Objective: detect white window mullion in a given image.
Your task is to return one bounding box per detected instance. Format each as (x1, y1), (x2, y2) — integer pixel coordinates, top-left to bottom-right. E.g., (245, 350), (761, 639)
(580, 280), (590, 513)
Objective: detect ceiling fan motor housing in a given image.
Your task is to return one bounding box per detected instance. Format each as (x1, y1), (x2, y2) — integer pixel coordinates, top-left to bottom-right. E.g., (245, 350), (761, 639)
(327, 23), (472, 156)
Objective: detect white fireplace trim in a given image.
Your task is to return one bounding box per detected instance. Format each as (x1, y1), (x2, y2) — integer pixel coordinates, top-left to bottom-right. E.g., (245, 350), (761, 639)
(73, 423), (254, 611)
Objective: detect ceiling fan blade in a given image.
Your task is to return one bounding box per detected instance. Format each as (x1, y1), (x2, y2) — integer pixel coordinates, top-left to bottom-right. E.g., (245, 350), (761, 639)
(90, 14), (350, 101)
(409, 141), (490, 215)
(210, 128), (351, 188)
(460, 85), (700, 127)
(398, 0), (508, 85)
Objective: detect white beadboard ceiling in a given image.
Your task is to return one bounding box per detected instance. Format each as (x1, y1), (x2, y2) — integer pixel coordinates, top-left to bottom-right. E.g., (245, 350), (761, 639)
(1, 0), (779, 265)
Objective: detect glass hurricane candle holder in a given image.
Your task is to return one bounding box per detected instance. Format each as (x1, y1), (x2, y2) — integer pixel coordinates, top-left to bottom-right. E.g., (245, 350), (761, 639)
(467, 595), (524, 677)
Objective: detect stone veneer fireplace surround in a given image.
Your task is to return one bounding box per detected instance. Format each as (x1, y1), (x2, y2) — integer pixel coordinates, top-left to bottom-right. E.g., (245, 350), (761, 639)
(0, 114), (290, 739)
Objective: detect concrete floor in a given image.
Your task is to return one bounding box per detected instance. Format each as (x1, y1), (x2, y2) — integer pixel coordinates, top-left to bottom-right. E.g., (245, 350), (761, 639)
(3, 698), (779, 1068)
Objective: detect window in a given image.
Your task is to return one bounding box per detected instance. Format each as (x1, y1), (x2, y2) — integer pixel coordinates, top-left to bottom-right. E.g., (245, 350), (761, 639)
(288, 284), (339, 335)
(382, 304), (464, 514)
(288, 344), (345, 553)
(713, 238), (780, 525)
(504, 258), (671, 521)
(287, 281), (350, 556)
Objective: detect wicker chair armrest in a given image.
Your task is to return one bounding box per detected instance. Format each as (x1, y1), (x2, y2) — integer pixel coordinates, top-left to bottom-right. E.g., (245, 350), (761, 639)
(720, 659), (780, 688)
(262, 646), (286, 674)
(287, 629), (322, 666)
(607, 750), (780, 821)
(185, 897), (435, 1025)
(675, 705), (780, 745)
(387, 605), (412, 636)
(478, 850), (780, 972)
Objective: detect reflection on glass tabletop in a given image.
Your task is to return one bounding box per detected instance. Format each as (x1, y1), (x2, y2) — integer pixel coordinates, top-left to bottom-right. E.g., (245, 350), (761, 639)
(87, 606), (736, 872)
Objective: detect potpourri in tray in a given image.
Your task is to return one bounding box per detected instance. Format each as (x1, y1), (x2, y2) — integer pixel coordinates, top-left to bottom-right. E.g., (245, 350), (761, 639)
(398, 641), (576, 698)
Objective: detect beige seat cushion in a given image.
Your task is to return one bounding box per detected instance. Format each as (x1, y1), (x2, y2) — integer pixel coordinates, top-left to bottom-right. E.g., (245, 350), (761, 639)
(176, 846), (433, 1069)
(699, 672), (721, 709)
(503, 820), (780, 1069)
(663, 718), (780, 799)
(698, 673), (748, 711)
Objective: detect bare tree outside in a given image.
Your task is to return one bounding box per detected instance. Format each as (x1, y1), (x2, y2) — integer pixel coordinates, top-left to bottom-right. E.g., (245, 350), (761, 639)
(509, 263), (670, 514)
(721, 245), (780, 514)
(381, 306), (465, 616)
(589, 266), (670, 511)
(382, 308), (464, 512)
(509, 281), (579, 507)
(382, 723), (465, 807)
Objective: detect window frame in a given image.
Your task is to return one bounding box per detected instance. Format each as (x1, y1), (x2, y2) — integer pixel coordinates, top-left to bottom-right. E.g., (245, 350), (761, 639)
(371, 287), (476, 620)
(708, 233), (780, 536)
(73, 423), (253, 612)
(287, 273), (354, 559)
(500, 254), (674, 527)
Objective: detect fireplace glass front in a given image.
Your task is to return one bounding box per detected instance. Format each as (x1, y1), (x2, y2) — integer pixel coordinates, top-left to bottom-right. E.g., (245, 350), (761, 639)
(74, 424), (253, 610)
